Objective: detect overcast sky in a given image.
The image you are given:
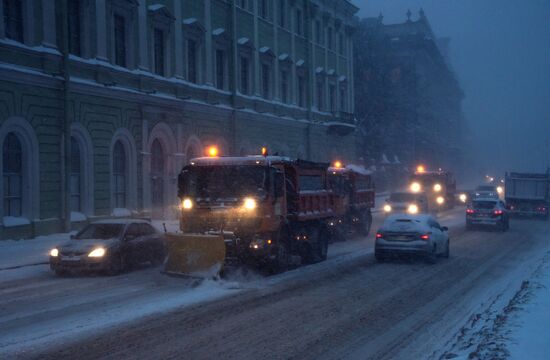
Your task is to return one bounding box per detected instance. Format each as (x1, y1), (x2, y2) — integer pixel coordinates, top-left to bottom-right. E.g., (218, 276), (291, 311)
(352, 0), (550, 175)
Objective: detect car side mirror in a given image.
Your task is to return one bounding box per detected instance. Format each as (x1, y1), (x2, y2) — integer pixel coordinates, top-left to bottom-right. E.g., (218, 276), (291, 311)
(441, 226), (448, 232)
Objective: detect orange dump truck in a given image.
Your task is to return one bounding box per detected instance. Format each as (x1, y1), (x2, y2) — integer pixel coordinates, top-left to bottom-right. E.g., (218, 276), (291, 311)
(168, 155), (338, 275)
(328, 163), (375, 239)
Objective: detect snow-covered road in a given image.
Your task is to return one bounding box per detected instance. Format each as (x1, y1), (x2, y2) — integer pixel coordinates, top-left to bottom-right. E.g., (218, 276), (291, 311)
(1, 208), (549, 359)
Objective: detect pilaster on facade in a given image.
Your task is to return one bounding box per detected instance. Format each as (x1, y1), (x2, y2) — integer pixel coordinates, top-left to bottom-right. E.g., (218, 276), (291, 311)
(0, 3), (4, 39)
(173, 0), (184, 78)
(253, 2), (261, 97)
(137, 0), (149, 70)
(290, 3), (297, 106)
(204, 0), (213, 86)
(41, 0), (56, 48)
(95, 0), (108, 61)
(272, 0), (280, 102)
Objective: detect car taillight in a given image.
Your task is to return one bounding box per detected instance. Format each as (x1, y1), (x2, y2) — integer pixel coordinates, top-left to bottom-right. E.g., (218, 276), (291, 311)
(466, 209), (475, 214)
(537, 207), (546, 212)
(420, 234), (430, 240)
(494, 210), (503, 215)
(376, 233), (383, 239)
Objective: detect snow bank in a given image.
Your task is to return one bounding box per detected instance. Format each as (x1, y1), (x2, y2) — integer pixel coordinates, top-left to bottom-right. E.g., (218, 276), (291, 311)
(0, 232), (71, 270)
(2, 216), (31, 227)
(508, 258), (550, 359)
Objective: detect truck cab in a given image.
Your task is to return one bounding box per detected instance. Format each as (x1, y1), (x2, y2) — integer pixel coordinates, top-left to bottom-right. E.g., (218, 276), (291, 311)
(408, 168), (456, 210)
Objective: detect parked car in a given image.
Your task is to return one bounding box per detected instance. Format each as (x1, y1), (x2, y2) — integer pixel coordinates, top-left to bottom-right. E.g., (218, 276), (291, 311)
(49, 219), (165, 276)
(466, 198), (510, 231)
(374, 214), (450, 263)
(383, 192), (429, 215)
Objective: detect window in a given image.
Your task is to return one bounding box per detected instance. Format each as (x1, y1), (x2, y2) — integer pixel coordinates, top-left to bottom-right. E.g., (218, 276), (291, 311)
(315, 20), (322, 44)
(240, 56), (249, 94)
(3, 0), (23, 42)
(187, 39), (197, 83)
(216, 49), (225, 90)
(153, 28), (165, 76)
(261, 63), (271, 99)
(316, 80), (324, 110)
(329, 84), (336, 112)
(70, 137), (82, 212)
(280, 70), (289, 103)
(298, 75), (306, 108)
(238, 0), (252, 11)
(113, 140), (126, 208)
(295, 9), (303, 36)
(114, 14), (126, 67)
(278, 0), (285, 27)
(328, 27), (333, 50)
(68, 0), (81, 56)
(3, 133), (22, 217)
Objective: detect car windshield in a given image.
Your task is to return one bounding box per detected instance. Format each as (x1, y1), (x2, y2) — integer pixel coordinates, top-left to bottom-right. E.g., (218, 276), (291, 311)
(473, 201), (497, 210)
(389, 193), (415, 202)
(179, 165), (267, 200)
(76, 224), (124, 240)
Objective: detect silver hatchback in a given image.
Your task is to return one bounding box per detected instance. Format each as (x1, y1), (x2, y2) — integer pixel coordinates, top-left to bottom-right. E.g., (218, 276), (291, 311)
(375, 214), (450, 263)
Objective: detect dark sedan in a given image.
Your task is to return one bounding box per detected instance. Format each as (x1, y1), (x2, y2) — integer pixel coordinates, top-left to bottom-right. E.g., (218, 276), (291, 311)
(49, 219), (165, 276)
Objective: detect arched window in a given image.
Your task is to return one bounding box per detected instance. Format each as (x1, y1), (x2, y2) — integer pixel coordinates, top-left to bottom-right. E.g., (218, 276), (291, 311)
(3, 133), (22, 217)
(113, 140), (127, 208)
(70, 137), (82, 212)
(150, 139), (164, 213)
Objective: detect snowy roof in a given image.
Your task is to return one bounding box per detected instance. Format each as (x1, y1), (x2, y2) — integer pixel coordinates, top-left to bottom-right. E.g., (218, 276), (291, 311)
(92, 219), (151, 225)
(296, 59), (306, 67)
(381, 214), (434, 232)
(188, 155), (292, 167)
(212, 28), (226, 36)
(148, 4), (165, 11)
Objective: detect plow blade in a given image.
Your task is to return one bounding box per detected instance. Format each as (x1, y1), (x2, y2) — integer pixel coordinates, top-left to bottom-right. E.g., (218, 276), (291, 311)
(163, 233), (226, 278)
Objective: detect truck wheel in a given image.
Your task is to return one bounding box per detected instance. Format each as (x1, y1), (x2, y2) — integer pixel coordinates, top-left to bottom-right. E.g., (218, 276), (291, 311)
(273, 242), (290, 273)
(356, 211), (372, 236)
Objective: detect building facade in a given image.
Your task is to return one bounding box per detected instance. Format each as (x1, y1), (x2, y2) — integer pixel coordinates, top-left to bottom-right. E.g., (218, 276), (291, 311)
(0, 0), (358, 239)
(354, 10), (464, 171)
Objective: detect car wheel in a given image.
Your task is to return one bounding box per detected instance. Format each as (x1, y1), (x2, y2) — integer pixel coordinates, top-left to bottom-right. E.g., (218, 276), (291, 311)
(107, 254), (125, 275)
(375, 251), (386, 262)
(425, 245), (437, 264)
(443, 239), (450, 258)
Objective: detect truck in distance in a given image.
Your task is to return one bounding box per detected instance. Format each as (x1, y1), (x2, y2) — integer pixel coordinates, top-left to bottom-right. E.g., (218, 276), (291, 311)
(505, 171), (550, 219)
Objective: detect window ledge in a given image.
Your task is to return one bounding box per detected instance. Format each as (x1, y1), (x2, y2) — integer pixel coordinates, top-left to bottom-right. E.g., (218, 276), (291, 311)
(2, 216), (31, 228)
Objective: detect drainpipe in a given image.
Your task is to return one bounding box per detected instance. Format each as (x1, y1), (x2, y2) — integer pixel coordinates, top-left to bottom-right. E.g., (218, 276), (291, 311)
(61, 0), (72, 232)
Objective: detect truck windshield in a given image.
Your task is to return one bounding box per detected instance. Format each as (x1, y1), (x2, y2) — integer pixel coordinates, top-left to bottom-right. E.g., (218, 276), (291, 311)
(180, 165), (267, 200)
(389, 193), (415, 202)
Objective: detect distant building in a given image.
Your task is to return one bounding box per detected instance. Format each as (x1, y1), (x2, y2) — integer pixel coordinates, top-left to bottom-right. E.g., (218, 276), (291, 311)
(0, 0), (358, 239)
(354, 9), (464, 170)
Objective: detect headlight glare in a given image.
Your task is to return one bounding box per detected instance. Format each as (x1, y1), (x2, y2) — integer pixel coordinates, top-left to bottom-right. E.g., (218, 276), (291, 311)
(88, 248), (106, 258)
(407, 204), (419, 214)
(243, 197), (257, 210)
(436, 196), (445, 205)
(50, 248), (59, 257)
(410, 182), (421, 193)
(384, 204), (392, 212)
(433, 183), (442, 192)
(182, 198), (193, 210)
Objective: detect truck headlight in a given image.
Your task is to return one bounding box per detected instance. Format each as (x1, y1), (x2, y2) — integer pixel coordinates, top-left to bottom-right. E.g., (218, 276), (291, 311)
(496, 186), (503, 194)
(50, 248), (59, 257)
(434, 183), (442, 192)
(436, 196), (445, 205)
(384, 204), (392, 212)
(182, 198), (193, 210)
(88, 248), (106, 258)
(243, 197), (257, 210)
(407, 204), (419, 214)
(410, 182), (421, 193)
(459, 193), (467, 203)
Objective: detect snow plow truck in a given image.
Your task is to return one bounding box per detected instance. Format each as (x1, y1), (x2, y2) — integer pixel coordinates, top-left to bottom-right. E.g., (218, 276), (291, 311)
(163, 150), (340, 276)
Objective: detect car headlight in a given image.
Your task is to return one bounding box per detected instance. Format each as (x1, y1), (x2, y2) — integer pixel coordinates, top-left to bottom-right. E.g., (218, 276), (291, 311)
(384, 204), (392, 212)
(459, 193), (467, 203)
(410, 182), (421, 193)
(243, 197), (257, 210)
(88, 248), (106, 258)
(436, 196), (445, 205)
(407, 204), (419, 214)
(50, 248), (59, 257)
(182, 198), (193, 210)
(433, 183), (442, 192)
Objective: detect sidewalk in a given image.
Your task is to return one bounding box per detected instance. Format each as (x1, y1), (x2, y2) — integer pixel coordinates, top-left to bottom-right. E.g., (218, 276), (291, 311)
(0, 233), (71, 270)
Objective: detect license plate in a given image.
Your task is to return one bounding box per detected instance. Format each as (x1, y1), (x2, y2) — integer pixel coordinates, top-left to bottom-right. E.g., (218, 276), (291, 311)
(61, 256), (81, 261)
(392, 235), (410, 241)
